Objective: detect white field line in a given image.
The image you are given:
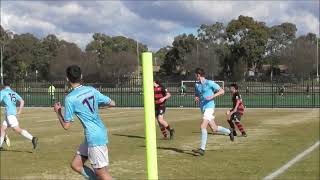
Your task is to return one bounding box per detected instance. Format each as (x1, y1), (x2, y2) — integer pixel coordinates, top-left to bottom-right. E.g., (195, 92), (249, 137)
(263, 141), (320, 180)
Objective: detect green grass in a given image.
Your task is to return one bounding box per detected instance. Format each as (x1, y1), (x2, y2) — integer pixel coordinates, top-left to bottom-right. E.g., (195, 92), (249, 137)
(276, 147), (319, 180)
(0, 108), (319, 179)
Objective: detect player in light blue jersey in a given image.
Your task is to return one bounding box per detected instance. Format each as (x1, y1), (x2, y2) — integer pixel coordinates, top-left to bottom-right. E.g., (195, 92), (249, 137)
(0, 79), (38, 150)
(192, 68), (234, 156)
(54, 65), (115, 180)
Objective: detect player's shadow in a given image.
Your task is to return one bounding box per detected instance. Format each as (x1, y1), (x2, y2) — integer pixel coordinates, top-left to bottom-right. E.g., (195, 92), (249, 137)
(139, 145), (197, 156)
(112, 133), (145, 139)
(192, 131), (227, 136)
(0, 149), (33, 154)
(157, 147), (197, 156)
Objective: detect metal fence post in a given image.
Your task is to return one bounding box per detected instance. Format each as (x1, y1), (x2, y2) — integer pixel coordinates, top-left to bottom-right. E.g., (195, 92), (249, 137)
(271, 80), (274, 108)
(312, 78), (314, 108)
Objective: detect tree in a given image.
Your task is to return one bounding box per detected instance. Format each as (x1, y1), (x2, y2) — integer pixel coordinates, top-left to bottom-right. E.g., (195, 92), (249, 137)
(264, 23), (297, 80)
(226, 15), (269, 79)
(2, 33), (40, 80)
(154, 46), (171, 66)
(266, 23), (297, 54)
(184, 44), (222, 78)
(0, 25), (14, 84)
(100, 52), (137, 79)
(160, 34), (197, 75)
(279, 33), (318, 79)
(197, 22), (227, 44)
(86, 33), (147, 80)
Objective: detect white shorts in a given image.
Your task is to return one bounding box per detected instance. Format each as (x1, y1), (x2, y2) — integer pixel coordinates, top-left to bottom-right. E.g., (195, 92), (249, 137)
(202, 108), (215, 122)
(3, 115), (19, 127)
(77, 143), (109, 169)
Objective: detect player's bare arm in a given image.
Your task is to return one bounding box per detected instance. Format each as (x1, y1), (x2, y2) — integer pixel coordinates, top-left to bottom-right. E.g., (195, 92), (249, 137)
(53, 102), (71, 130)
(99, 100), (116, 109)
(205, 88), (225, 100)
(231, 100), (241, 114)
(194, 96), (200, 102)
(159, 91), (171, 103)
(17, 99), (24, 115)
(107, 100), (116, 107)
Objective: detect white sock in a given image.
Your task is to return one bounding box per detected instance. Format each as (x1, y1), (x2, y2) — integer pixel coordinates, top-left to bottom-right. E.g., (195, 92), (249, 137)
(21, 130), (33, 141)
(0, 135), (4, 147)
(200, 128), (208, 150)
(217, 126), (231, 135)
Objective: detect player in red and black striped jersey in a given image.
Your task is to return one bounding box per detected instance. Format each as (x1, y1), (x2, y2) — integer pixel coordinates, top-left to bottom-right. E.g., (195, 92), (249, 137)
(154, 80), (175, 139)
(226, 83), (247, 137)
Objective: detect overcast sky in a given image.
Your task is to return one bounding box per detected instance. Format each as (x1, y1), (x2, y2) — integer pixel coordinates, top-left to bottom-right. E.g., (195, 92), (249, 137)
(1, 0), (319, 51)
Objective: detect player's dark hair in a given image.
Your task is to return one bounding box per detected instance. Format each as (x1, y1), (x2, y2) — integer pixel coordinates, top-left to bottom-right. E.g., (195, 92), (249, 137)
(195, 68), (205, 77)
(154, 78), (163, 87)
(230, 83), (238, 90)
(66, 65), (82, 83)
(3, 78), (11, 86)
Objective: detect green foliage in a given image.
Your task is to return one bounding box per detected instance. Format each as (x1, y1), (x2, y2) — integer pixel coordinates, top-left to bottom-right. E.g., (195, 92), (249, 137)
(1, 14), (318, 83)
(160, 34), (197, 75)
(0, 28), (147, 82)
(226, 16), (269, 73)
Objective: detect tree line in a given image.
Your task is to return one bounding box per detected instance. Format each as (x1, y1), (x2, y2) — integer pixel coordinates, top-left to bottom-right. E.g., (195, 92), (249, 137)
(1, 15), (319, 83)
(0, 28), (147, 83)
(158, 16), (319, 82)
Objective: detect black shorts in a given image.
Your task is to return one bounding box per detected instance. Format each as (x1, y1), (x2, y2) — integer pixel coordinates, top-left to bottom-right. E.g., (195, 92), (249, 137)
(231, 112), (242, 122)
(155, 106), (166, 117)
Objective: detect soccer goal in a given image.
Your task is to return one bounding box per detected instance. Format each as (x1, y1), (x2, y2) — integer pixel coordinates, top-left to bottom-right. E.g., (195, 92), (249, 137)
(181, 80), (225, 90)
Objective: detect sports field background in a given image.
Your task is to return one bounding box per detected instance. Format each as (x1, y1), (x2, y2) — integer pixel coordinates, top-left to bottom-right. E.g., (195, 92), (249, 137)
(0, 108), (319, 179)
(9, 78), (320, 108)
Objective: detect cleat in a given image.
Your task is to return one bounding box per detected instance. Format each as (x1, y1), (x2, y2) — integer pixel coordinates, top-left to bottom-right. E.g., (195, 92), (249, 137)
(32, 137), (38, 149)
(233, 129), (237, 136)
(192, 148), (205, 156)
(229, 129), (234, 141)
(169, 129), (175, 140)
(4, 135), (10, 147)
(241, 132), (247, 137)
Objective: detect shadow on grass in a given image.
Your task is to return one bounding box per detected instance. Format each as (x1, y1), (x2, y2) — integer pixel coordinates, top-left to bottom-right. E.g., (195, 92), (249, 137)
(139, 145), (198, 156)
(158, 147), (198, 156)
(0, 148), (33, 154)
(113, 133), (177, 141)
(112, 133), (145, 139)
(192, 131), (227, 136)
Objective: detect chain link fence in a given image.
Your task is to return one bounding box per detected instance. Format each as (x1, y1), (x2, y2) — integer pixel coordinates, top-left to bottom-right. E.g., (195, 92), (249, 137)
(6, 77), (320, 108)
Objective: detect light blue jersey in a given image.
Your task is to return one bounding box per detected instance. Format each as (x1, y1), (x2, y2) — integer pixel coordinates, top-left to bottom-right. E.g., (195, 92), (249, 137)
(64, 85), (111, 147)
(0, 87), (22, 116)
(195, 80), (221, 112)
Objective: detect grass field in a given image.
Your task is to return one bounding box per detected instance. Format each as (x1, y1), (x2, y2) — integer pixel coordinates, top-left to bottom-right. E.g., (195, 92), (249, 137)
(0, 108), (319, 180)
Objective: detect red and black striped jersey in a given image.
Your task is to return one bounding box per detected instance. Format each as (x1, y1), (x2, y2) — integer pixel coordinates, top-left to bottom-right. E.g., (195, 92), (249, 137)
(232, 92), (245, 114)
(154, 84), (168, 106)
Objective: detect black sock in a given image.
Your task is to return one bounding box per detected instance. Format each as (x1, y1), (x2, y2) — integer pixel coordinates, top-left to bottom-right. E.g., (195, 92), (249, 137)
(227, 120), (235, 129)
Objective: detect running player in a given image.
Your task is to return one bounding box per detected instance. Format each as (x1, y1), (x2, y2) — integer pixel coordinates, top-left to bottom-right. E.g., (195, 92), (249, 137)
(226, 83), (247, 137)
(0, 85), (10, 148)
(192, 68), (234, 156)
(53, 65), (115, 180)
(154, 79), (175, 139)
(0, 79), (38, 150)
